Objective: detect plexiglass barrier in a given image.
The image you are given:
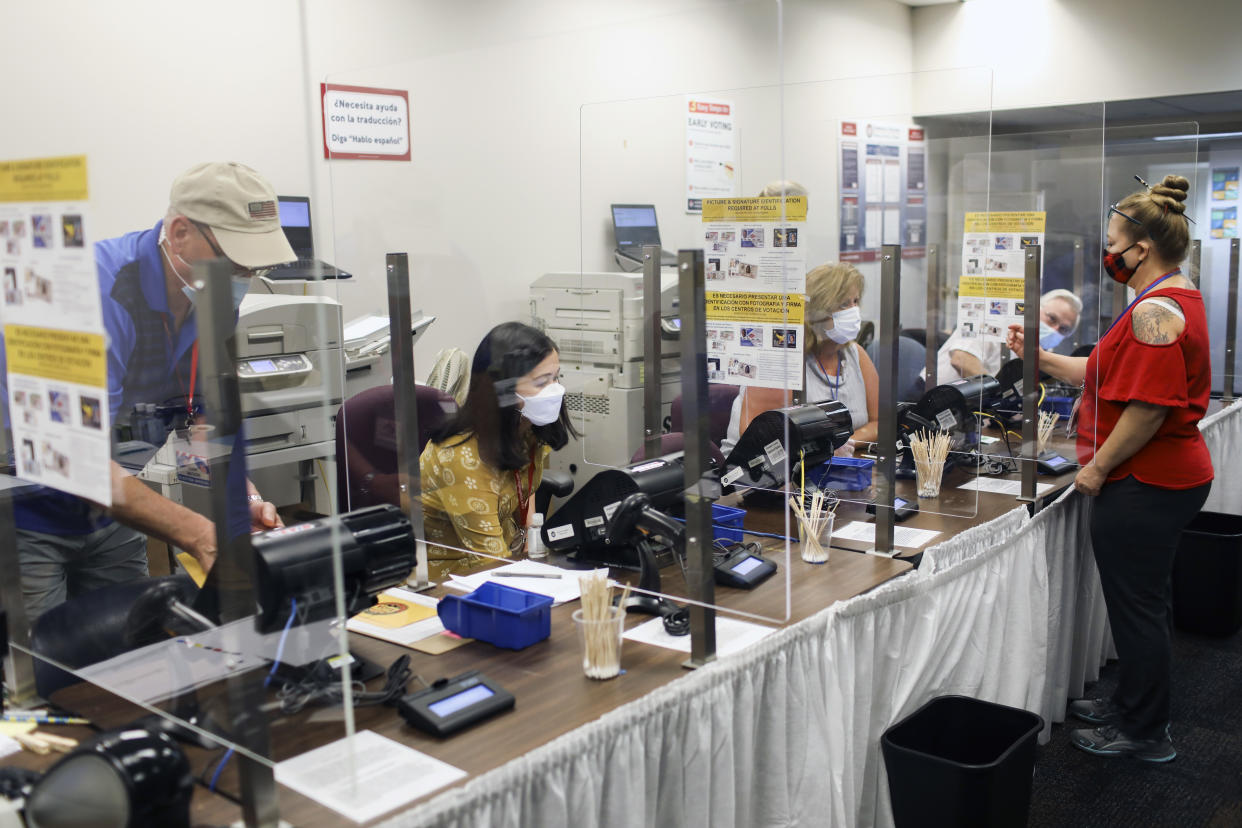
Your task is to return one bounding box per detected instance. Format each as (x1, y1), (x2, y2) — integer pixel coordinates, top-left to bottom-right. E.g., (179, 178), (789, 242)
(0, 211), (361, 784)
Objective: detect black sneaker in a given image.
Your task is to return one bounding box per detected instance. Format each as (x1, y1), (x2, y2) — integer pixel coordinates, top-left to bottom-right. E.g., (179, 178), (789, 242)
(1068, 697), (1122, 725)
(1070, 725), (1176, 763)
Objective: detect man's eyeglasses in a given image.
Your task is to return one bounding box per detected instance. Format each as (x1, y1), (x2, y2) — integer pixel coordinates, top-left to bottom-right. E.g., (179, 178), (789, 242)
(191, 221), (274, 280)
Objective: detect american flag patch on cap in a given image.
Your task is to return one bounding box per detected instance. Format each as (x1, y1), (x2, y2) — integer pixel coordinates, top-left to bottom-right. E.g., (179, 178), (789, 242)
(247, 200), (277, 220)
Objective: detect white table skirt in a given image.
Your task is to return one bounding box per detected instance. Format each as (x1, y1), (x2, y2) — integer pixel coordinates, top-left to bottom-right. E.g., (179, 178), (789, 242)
(382, 402), (1242, 828)
(1201, 398), (1242, 515)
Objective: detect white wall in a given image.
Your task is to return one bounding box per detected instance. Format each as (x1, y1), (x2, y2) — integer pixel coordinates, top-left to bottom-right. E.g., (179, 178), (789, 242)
(912, 0), (1242, 112)
(0, 0), (915, 373)
(303, 0), (916, 362)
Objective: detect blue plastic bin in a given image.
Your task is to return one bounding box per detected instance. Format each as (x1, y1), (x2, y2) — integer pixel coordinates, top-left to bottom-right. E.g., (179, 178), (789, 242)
(808, 456), (875, 491)
(437, 582), (553, 650)
(712, 503), (746, 544)
(1041, 396), (1074, 417)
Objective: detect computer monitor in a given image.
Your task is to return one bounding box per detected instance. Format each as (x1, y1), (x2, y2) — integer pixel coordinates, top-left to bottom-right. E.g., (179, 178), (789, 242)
(611, 204), (662, 254)
(277, 195), (313, 259)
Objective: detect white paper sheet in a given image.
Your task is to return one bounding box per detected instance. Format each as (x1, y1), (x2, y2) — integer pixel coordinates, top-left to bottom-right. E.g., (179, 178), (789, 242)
(275, 730), (466, 823)
(832, 520), (941, 549)
(0, 734), (20, 759)
(445, 561), (607, 606)
(345, 588), (445, 646)
(343, 313), (389, 341)
(960, 477), (1056, 497)
(623, 615), (777, 657)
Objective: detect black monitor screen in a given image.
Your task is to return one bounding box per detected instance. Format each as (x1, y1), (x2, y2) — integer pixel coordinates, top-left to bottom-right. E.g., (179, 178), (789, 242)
(612, 204), (661, 249)
(278, 196), (313, 256)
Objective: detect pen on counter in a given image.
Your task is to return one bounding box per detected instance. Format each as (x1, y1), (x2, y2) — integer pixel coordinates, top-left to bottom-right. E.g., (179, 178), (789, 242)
(1, 713), (91, 726)
(491, 571), (563, 580)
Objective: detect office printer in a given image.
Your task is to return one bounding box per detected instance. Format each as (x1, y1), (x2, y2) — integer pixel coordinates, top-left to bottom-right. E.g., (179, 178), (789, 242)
(234, 294), (345, 507)
(530, 271), (681, 494)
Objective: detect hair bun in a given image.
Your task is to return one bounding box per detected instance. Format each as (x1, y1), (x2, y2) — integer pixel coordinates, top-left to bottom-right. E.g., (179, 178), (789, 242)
(1149, 174), (1189, 214)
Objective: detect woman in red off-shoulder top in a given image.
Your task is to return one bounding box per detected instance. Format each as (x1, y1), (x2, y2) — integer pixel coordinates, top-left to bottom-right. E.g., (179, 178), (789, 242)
(1007, 174), (1211, 764)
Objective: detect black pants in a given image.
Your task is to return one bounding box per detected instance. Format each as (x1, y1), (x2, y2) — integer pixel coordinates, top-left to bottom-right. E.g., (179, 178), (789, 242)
(1090, 475), (1210, 739)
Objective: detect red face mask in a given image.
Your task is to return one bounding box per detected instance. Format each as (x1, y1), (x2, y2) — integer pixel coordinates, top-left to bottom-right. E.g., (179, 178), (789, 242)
(1102, 243), (1141, 284)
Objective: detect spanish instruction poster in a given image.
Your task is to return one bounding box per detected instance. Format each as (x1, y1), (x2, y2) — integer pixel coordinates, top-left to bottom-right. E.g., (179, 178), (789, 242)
(701, 196), (806, 390)
(685, 96), (738, 213)
(0, 155), (112, 505)
(956, 212), (1045, 344)
(838, 121), (925, 262)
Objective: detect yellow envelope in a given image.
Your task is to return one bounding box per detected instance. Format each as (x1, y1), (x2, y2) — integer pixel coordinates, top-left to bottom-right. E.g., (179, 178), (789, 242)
(353, 594), (437, 629)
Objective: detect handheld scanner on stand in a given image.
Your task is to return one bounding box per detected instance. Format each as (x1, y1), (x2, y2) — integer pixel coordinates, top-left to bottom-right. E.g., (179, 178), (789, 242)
(603, 492), (684, 616)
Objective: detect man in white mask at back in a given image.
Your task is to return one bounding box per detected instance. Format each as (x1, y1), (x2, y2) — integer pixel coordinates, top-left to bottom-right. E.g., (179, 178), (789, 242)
(929, 288), (1082, 384)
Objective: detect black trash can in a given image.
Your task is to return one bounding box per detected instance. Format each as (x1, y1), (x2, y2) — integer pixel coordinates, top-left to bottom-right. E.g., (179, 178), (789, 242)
(881, 695), (1044, 828)
(1173, 511), (1242, 636)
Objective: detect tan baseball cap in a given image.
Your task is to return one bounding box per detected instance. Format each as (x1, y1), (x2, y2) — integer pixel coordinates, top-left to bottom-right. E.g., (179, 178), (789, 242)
(169, 162), (297, 268)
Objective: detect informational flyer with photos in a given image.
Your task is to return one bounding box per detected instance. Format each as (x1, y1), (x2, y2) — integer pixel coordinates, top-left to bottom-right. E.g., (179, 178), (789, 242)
(702, 196), (807, 391)
(704, 292), (805, 390)
(956, 211), (1045, 345)
(701, 196), (807, 293)
(0, 155), (111, 505)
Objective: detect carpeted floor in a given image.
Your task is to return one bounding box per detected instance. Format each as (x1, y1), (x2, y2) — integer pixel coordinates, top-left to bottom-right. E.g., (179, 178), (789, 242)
(1029, 627), (1242, 827)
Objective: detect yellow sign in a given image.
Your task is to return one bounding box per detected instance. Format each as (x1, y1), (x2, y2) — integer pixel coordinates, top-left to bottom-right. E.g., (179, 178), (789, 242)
(963, 211), (1046, 234)
(706, 291), (805, 324)
(4, 325), (107, 386)
(0, 155), (88, 203)
(702, 196), (807, 223)
(957, 276), (1026, 300)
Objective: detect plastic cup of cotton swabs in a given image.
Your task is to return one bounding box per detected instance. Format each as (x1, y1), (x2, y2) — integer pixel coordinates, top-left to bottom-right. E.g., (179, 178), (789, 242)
(792, 489), (835, 564)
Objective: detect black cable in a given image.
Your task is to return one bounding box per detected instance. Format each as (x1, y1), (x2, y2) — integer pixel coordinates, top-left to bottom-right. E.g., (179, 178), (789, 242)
(276, 654), (414, 715)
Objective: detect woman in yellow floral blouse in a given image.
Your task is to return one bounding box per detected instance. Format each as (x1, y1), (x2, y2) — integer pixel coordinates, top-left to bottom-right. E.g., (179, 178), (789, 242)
(419, 322), (575, 580)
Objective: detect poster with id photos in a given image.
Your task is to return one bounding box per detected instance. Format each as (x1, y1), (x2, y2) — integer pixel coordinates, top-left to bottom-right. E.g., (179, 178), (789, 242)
(955, 211), (1045, 345)
(701, 196), (806, 390)
(0, 155), (111, 505)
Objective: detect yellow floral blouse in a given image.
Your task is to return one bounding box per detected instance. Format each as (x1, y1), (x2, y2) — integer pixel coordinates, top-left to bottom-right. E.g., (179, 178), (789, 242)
(419, 432), (550, 570)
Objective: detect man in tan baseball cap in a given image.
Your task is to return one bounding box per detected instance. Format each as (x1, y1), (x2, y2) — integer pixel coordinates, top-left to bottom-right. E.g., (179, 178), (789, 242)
(9, 161), (297, 626)
(168, 161), (296, 269)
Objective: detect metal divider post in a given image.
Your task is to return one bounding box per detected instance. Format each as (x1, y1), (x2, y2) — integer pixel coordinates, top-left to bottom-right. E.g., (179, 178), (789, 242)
(1019, 246), (1041, 503)
(642, 245), (663, 462)
(924, 244), (940, 389)
(1225, 239), (1240, 404)
(1071, 237), (1085, 348)
(386, 254), (429, 589)
(1190, 239), (1202, 289)
(872, 245), (901, 556)
(194, 258), (280, 828)
(678, 249), (716, 668)
(0, 494), (34, 705)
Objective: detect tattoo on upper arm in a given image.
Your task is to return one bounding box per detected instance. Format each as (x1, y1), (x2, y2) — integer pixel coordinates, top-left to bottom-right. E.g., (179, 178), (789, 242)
(1131, 305), (1181, 345)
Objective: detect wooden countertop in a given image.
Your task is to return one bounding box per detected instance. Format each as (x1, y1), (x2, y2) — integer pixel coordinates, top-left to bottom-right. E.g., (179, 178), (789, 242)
(51, 540), (909, 826)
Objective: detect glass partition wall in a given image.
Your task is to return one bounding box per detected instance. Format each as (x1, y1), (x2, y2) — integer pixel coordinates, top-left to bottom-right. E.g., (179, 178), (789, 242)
(8, 2), (1224, 825)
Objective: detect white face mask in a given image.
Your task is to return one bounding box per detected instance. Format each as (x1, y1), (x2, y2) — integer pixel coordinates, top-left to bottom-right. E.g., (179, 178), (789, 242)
(821, 305), (862, 344)
(1039, 321), (1065, 350)
(160, 229), (250, 313)
(517, 382), (565, 426)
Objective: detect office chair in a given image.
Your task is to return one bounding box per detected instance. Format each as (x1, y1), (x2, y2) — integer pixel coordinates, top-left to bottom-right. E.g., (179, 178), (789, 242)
(866, 335), (928, 402)
(668, 384), (740, 448)
(335, 384), (573, 515)
(29, 574), (198, 698)
(335, 384), (459, 512)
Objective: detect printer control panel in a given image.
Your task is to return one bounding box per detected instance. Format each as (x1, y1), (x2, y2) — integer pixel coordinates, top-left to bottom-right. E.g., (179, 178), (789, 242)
(237, 354), (313, 378)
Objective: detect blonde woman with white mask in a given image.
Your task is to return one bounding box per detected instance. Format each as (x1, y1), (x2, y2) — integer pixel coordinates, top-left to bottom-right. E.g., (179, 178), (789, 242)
(721, 263), (879, 454)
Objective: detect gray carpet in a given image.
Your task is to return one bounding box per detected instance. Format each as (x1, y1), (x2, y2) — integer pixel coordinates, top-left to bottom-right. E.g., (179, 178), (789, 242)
(1029, 628), (1242, 827)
